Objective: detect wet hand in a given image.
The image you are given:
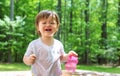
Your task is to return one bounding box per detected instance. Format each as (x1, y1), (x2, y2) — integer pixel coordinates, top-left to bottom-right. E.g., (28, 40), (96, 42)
(68, 51), (78, 57)
(29, 54), (36, 64)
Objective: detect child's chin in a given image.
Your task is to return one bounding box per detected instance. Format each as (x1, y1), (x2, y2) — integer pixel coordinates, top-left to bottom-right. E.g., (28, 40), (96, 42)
(46, 35), (54, 37)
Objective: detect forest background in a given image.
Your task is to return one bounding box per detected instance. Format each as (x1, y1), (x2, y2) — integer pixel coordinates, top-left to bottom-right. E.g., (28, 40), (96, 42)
(0, 0), (120, 66)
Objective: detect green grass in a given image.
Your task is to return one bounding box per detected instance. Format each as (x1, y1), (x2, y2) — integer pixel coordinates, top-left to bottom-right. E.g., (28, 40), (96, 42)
(77, 65), (120, 74)
(0, 63), (120, 74)
(0, 63), (30, 71)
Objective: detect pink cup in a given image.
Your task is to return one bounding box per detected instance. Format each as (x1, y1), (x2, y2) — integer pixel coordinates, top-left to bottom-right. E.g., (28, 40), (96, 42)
(65, 55), (78, 72)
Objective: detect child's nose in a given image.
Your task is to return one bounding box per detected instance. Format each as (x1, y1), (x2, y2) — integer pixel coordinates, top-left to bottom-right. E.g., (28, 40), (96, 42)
(46, 23), (51, 26)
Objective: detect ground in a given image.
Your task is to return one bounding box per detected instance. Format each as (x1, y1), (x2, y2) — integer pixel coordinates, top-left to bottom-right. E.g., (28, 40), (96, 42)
(0, 70), (120, 76)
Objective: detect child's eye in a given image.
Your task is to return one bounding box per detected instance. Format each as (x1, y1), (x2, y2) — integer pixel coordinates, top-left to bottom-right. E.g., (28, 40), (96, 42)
(50, 22), (54, 24)
(50, 22), (56, 25)
(42, 22), (46, 24)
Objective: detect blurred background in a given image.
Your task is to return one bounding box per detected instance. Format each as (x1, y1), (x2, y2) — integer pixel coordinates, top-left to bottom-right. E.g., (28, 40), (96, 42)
(0, 0), (120, 67)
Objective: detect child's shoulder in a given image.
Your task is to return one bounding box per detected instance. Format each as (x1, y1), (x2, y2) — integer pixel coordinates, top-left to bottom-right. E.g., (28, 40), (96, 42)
(29, 38), (40, 45)
(54, 39), (63, 45)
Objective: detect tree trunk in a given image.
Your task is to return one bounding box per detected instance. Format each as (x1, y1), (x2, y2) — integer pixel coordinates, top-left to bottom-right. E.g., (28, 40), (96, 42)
(8, 50), (12, 63)
(84, 0), (90, 65)
(69, 0), (73, 33)
(38, 0), (41, 12)
(63, 0), (67, 47)
(0, 0), (5, 18)
(98, 0), (108, 64)
(101, 0), (107, 49)
(118, 0), (120, 29)
(118, 0), (120, 65)
(56, 0), (61, 40)
(10, 0), (14, 21)
(8, 0), (14, 63)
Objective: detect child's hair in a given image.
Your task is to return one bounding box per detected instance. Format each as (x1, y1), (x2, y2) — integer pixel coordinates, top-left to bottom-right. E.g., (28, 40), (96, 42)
(35, 10), (60, 36)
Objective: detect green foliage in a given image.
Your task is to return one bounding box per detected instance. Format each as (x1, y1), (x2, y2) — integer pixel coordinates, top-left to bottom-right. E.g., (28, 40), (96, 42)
(0, 0), (120, 65)
(0, 15), (26, 62)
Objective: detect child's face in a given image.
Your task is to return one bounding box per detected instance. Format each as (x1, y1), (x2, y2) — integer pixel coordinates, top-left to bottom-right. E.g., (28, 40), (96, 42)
(38, 15), (58, 38)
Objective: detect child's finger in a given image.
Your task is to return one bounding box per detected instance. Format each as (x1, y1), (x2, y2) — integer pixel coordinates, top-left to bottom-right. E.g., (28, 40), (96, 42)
(30, 54), (36, 59)
(69, 51), (78, 56)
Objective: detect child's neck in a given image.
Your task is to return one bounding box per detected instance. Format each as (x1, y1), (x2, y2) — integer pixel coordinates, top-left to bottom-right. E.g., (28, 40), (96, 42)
(41, 37), (54, 46)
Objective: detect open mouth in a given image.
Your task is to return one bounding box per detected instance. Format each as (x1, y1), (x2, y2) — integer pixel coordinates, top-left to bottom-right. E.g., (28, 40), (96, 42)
(45, 29), (52, 31)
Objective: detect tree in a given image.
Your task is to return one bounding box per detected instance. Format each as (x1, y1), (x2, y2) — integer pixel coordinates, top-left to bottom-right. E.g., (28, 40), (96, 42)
(97, 0), (108, 64)
(84, 0), (90, 64)
(0, 16), (26, 62)
(0, 0), (120, 65)
(7, 0), (14, 63)
(69, 0), (73, 33)
(118, 0), (120, 31)
(117, 0), (120, 65)
(56, 0), (61, 40)
(100, 0), (108, 49)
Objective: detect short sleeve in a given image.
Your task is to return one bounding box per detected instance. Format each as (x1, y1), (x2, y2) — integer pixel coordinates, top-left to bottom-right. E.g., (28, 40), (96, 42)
(24, 42), (34, 57)
(60, 43), (65, 56)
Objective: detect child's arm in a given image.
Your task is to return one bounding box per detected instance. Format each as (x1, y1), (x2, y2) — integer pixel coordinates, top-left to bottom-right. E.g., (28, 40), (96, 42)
(23, 54), (36, 65)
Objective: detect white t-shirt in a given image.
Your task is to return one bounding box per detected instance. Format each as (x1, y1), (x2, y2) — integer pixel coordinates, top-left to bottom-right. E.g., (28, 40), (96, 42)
(24, 38), (65, 76)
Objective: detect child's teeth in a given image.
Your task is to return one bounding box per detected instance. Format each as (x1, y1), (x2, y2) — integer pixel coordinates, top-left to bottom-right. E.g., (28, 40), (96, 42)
(46, 29), (51, 31)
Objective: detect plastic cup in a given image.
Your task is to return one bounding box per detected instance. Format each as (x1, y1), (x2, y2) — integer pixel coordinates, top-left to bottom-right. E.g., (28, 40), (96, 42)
(65, 55), (78, 73)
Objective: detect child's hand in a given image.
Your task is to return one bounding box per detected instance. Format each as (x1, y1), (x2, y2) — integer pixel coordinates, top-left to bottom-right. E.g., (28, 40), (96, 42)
(60, 51), (78, 62)
(29, 54), (36, 64)
(68, 51), (78, 57)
